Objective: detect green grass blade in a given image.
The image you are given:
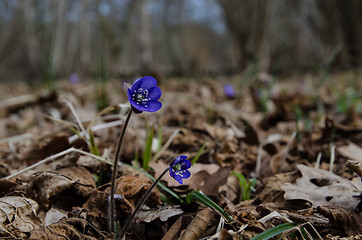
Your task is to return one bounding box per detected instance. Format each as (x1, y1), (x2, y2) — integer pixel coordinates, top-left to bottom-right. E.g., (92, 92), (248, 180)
(231, 171), (249, 201)
(191, 144), (206, 165)
(251, 222), (298, 240)
(246, 178), (257, 200)
(142, 126), (154, 170)
(187, 190), (233, 222)
(157, 125), (163, 153)
(88, 129), (100, 156)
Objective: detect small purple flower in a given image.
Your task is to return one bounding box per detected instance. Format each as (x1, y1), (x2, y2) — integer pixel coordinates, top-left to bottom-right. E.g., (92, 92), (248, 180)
(69, 73), (80, 85)
(169, 155), (191, 184)
(126, 76), (162, 113)
(224, 84), (236, 98)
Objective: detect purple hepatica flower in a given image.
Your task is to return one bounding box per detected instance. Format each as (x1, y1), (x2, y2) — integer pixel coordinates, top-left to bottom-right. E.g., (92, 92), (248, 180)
(126, 76), (162, 113)
(69, 73), (80, 85)
(169, 155), (191, 184)
(224, 83), (236, 99)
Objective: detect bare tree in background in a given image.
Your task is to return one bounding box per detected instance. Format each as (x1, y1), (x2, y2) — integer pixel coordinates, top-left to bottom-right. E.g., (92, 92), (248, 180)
(0, 0), (360, 80)
(139, 0), (153, 75)
(52, 0), (67, 74)
(218, 0), (362, 74)
(337, 0), (362, 65)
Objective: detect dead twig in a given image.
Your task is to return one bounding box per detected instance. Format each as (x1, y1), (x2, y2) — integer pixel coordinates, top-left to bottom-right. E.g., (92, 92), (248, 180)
(3, 147), (112, 179)
(178, 208), (214, 240)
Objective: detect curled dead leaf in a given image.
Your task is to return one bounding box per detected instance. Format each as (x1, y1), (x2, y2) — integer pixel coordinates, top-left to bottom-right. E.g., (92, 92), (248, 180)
(347, 160), (362, 177)
(21, 135), (71, 165)
(0, 178), (17, 196)
(0, 196), (43, 233)
(29, 218), (107, 240)
(317, 206), (362, 236)
(137, 205), (183, 223)
(338, 142), (362, 163)
(281, 164), (362, 210)
(26, 166), (96, 208)
(83, 175), (161, 223)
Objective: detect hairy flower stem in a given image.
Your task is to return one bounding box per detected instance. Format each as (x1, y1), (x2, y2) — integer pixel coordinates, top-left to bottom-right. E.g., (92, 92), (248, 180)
(109, 110), (132, 233)
(119, 167), (169, 239)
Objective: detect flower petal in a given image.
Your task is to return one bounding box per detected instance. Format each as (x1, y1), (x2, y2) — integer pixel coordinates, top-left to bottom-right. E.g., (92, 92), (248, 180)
(146, 101), (162, 112)
(139, 76), (157, 89)
(127, 88), (133, 103)
(180, 170), (191, 179)
(130, 103), (148, 112)
(180, 160), (191, 170)
(130, 78), (142, 92)
(174, 175), (183, 184)
(172, 155), (188, 166)
(169, 166), (175, 178)
(147, 87), (161, 101)
(131, 76), (157, 92)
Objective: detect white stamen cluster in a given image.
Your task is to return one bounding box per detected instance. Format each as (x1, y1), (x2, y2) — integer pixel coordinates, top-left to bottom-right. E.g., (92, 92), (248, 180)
(172, 162), (187, 176)
(131, 88), (151, 108)
(174, 169), (188, 177)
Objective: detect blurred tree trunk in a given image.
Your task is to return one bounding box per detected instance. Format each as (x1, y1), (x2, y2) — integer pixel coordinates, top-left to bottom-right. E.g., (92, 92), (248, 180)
(139, 0), (153, 75)
(162, 0), (186, 75)
(52, 0), (67, 75)
(252, 0), (270, 73)
(80, 0), (91, 74)
(119, 1), (138, 74)
(21, 0), (38, 79)
(217, 0), (358, 74)
(338, 0), (362, 65)
(217, 0), (253, 72)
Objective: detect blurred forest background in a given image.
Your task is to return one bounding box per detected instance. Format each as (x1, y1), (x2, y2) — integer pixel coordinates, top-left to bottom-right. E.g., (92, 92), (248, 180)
(0, 0), (361, 82)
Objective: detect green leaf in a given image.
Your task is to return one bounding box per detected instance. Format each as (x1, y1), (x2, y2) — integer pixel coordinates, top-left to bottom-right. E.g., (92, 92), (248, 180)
(191, 144), (206, 165)
(251, 222), (298, 240)
(143, 127), (154, 170)
(187, 190), (233, 222)
(232, 171), (255, 201)
(157, 125), (163, 153)
(88, 129), (100, 156)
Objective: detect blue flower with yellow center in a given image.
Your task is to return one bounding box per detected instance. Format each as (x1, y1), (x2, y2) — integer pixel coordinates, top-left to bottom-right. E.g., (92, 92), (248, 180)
(169, 155), (191, 184)
(126, 76), (162, 113)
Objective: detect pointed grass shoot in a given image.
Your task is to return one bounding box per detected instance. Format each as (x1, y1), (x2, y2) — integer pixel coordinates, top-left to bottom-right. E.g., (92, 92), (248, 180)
(231, 171), (256, 201)
(186, 190), (233, 223)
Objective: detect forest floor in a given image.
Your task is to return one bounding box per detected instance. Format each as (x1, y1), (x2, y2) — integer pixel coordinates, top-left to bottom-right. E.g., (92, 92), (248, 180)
(0, 71), (361, 240)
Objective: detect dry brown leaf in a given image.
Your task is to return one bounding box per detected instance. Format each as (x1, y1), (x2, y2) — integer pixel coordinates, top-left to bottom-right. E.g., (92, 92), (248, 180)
(0, 196), (43, 233)
(115, 175), (161, 212)
(82, 185), (109, 220)
(317, 206), (362, 236)
(281, 164), (362, 210)
(137, 205), (183, 223)
(347, 160), (362, 177)
(0, 178), (17, 196)
(325, 234), (362, 240)
(26, 166), (96, 208)
(84, 175), (161, 221)
(253, 171), (298, 206)
(21, 135), (71, 165)
(240, 117), (260, 145)
(29, 220), (98, 240)
(202, 167), (231, 197)
(338, 142), (362, 163)
(44, 207), (68, 226)
(58, 166), (97, 197)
